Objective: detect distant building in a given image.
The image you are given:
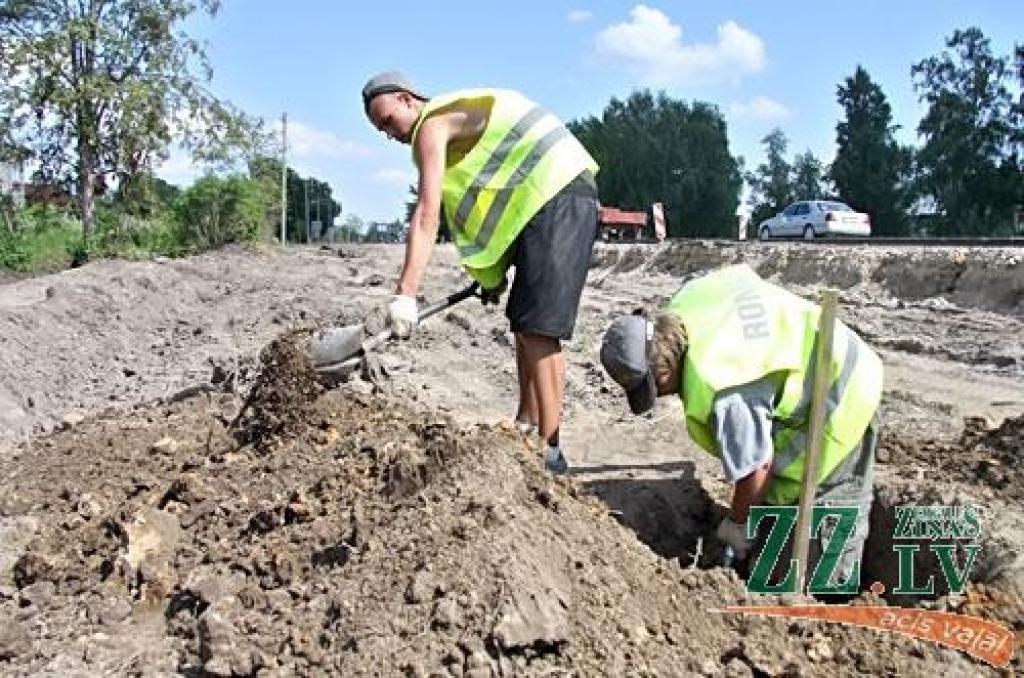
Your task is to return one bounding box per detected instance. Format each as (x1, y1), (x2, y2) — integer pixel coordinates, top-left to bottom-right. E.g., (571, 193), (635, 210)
(365, 220), (407, 243)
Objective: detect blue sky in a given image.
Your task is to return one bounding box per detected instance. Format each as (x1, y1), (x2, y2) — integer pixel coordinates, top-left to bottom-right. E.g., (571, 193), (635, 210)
(158, 1), (1022, 222)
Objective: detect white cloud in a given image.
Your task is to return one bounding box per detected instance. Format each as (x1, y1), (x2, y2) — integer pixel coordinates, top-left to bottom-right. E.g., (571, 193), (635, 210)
(729, 96), (793, 122)
(594, 5), (765, 86)
(277, 119), (372, 160)
(567, 9), (593, 23)
(373, 167), (415, 186)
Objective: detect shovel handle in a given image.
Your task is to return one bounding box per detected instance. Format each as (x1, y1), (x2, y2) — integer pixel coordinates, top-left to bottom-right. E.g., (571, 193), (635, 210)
(417, 282), (480, 323)
(315, 282), (482, 377)
(363, 282), (480, 353)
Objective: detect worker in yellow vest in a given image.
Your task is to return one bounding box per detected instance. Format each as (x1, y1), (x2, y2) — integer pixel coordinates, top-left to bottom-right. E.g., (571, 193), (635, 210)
(362, 72), (601, 474)
(600, 265), (883, 587)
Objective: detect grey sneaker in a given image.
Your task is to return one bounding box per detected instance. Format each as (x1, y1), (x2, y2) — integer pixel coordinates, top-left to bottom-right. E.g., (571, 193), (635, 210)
(544, 446), (569, 475)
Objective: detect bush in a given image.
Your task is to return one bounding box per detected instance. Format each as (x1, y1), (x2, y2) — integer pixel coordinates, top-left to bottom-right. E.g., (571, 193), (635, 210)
(0, 228), (30, 270)
(92, 205), (190, 259)
(0, 205), (82, 272)
(0, 175), (270, 274)
(174, 175), (266, 248)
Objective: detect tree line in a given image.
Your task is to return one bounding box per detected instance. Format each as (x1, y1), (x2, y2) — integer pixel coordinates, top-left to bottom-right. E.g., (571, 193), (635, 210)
(0, 3), (1019, 274)
(573, 27), (1022, 238)
(0, 0), (342, 270)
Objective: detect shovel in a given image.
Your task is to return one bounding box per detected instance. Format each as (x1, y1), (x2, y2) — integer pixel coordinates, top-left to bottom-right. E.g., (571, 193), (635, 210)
(310, 282), (481, 378)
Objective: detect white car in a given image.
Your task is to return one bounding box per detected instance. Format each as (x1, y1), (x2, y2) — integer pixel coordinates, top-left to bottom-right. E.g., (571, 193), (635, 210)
(758, 200), (871, 240)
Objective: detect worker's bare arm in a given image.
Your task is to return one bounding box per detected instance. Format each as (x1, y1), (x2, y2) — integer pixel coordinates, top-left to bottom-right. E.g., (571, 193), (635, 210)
(729, 460), (772, 523)
(396, 106), (487, 296)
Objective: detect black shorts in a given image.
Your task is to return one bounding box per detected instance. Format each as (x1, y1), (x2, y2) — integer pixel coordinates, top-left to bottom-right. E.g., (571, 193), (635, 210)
(506, 172), (599, 340)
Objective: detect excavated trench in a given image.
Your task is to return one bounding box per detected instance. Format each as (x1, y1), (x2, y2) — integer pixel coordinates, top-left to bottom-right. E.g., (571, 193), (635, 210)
(580, 415), (1024, 617)
(593, 241), (1024, 317)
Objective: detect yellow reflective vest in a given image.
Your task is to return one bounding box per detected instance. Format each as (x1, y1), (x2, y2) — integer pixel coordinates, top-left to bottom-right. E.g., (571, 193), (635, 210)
(410, 89), (598, 288)
(666, 265), (883, 505)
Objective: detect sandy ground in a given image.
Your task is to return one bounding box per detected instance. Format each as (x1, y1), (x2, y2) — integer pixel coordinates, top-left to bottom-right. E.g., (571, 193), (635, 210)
(0, 242), (1022, 676)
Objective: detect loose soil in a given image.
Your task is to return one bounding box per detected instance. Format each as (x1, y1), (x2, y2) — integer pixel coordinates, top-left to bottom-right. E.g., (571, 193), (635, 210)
(1, 242), (1022, 676)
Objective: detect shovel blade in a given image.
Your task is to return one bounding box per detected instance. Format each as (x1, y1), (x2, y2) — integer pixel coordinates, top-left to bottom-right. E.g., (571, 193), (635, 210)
(309, 324), (365, 368)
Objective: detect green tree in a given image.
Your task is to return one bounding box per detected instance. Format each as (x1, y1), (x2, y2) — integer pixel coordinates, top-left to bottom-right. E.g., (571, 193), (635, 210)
(303, 177), (341, 241)
(0, 0), (260, 239)
(791, 150), (824, 201)
(174, 175), (264, 247)
(570, 90), (741, 238)
(247, 154), (285, 238)
(248, 155), (341, 242)
(746, 128), (794, 229)
(114, 172), (181, 217)
(912, 28), (1022, 235)
(830, 66), (912, 236)
(1013, 44), (1024, 125)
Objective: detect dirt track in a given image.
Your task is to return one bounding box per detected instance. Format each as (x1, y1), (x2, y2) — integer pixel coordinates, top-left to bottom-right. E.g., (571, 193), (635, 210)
(1, 242), (1022, 676)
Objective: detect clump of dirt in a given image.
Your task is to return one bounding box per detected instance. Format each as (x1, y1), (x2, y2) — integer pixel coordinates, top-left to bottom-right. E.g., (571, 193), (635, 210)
(232, 331), (324, 445)
(881, 414), (1024, 500)
(0, 370), (1000, 676)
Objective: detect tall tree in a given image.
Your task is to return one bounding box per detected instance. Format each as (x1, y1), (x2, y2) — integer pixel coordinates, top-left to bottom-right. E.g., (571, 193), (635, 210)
(791, 150), (824, 200)
(1013, 44), (1024, 232)
(0, 0), (260, 238)
(113, 172), (180, 217)
(248, 156), (341, 242)
(746, 128), (793, 228)
(298, 176), (339, 241)
(830, 66), (912, 235)
(569, 90), (741, 238)
(912, 28), (1021, 236)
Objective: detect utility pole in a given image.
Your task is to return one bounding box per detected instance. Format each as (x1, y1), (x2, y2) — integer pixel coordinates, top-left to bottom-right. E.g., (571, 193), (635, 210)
(280, 113), (287, 245)
(315, 185), (320, 230)
(304, 177), (310, 244)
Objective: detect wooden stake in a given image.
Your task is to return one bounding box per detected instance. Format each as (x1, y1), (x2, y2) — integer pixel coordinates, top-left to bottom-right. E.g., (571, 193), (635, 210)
(792, 289), (839, 593)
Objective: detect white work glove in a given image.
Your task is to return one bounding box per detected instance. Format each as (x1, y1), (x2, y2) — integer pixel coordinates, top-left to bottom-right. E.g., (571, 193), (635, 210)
(716, 516), (751, 560)
(388, 294), (418, 339)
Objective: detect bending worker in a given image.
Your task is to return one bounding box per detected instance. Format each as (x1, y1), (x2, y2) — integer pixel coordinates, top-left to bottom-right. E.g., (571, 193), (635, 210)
(361, 71), (601, 473)
(599, 264), (883, 587)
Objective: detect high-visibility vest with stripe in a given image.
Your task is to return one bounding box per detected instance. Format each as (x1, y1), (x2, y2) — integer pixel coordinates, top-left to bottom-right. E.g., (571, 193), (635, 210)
(666, 265), (883, 505)
(410, 89), (598, 289)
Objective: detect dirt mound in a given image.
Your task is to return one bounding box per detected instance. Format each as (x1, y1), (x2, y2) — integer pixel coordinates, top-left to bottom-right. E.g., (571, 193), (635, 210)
(0, 376), (1000, 676)
(0, 246), (390, 445)
(1, 245), (1022, 675)
(881, 414), (1024, 500)
(232, 331), (324, 446)
(595, 242), (1024, 316)
(869, 414), (1024, 639)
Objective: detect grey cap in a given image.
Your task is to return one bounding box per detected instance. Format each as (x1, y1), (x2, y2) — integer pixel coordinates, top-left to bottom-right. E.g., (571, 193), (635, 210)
(361, 71), (426, 112)
(600, 314), (657, 415)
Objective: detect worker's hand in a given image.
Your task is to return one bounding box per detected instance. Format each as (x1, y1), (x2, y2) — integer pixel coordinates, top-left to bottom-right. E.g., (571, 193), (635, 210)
(716, 516), (751, 561)
(388, 294), (418, 339)
(479, 277), (507, 306)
